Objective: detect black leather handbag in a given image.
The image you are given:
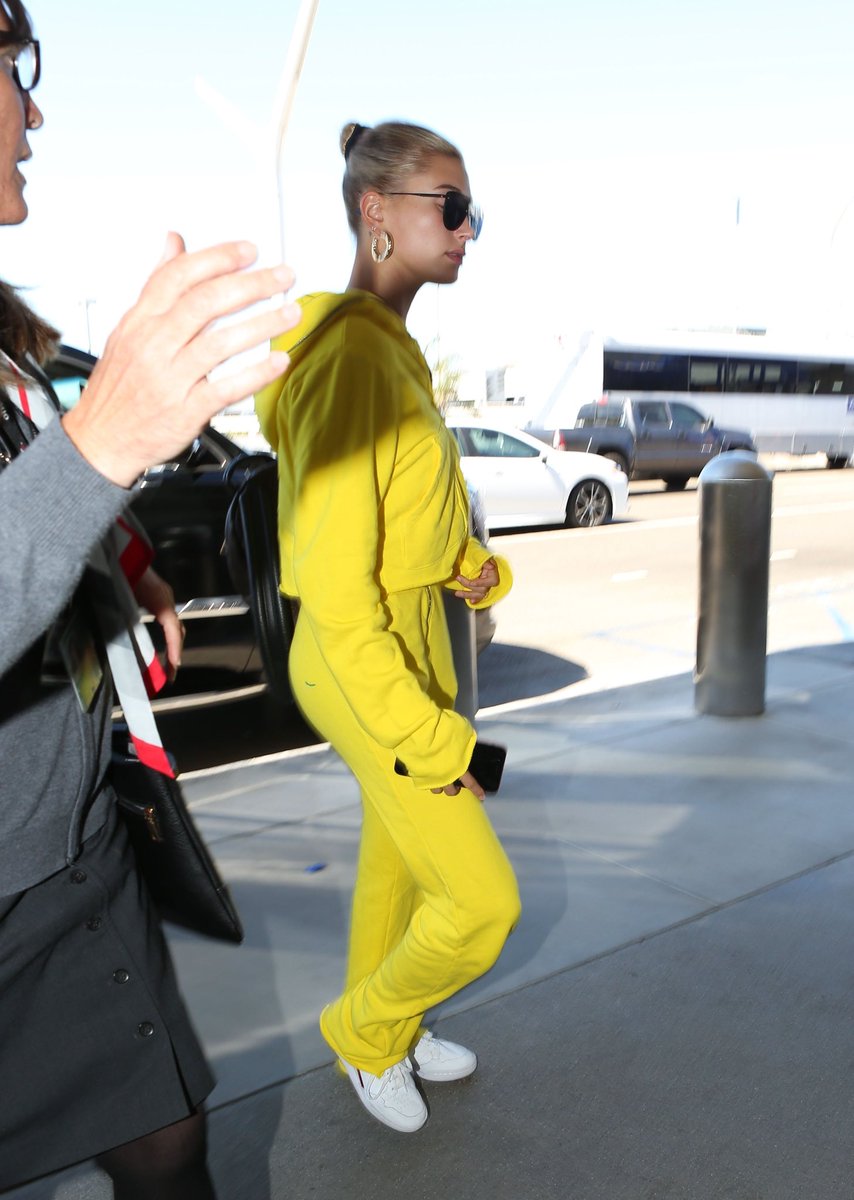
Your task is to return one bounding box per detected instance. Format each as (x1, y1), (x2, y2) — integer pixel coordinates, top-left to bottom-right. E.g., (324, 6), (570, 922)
(110, 727), (244, 944)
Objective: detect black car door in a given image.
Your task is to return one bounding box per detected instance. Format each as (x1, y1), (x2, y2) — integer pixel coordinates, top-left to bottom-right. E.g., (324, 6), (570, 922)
(132, 434), (239, 607)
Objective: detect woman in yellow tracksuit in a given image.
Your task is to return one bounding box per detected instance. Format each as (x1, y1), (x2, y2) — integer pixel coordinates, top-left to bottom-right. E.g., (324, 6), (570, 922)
(255, 120), (520, 1134)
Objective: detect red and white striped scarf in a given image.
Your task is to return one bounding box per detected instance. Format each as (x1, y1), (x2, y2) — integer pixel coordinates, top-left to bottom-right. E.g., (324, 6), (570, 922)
(3, 352), (175, 778)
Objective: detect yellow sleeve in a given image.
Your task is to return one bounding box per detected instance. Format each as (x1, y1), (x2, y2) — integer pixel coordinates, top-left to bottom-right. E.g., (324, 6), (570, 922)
(287, 352), (475, 790)
(446, 537), (513, 610)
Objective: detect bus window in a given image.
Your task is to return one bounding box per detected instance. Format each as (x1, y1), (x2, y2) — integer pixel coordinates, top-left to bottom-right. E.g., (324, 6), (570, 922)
(689, 357), (725, 391)
(603, 353), (689, 392)
(795, 362), (854, 394)
(726, 359), (795, 393)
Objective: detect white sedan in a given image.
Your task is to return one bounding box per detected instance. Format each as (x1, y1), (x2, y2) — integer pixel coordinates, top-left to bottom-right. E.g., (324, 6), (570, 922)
(447, 419), (629, 531)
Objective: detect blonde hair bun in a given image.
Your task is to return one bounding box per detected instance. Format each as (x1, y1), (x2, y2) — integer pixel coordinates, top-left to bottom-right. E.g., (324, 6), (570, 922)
(340, 123), (369, 159)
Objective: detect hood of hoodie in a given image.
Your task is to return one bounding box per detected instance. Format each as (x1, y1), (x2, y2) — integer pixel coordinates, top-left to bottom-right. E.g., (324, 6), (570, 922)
(255, 290), (428, 452)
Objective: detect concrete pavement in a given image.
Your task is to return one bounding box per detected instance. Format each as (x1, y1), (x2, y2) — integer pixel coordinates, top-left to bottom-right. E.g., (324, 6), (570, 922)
(10, 637), (854, 1199)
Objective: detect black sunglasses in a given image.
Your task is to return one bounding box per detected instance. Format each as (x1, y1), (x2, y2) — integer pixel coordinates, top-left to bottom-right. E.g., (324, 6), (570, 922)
(386, 190), (483, 240)
(0, 34), (40, 92)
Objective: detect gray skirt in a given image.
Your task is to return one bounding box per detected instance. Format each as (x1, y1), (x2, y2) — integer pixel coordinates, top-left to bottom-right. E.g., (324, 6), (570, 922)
(0, 803), (215, 1191)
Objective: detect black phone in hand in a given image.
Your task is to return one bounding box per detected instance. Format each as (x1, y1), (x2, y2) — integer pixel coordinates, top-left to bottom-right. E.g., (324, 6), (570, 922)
(459, 740), (507, 794)
(393, 740), (507, 794)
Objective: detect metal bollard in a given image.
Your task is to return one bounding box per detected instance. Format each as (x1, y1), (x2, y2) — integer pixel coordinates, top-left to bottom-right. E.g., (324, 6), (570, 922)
(694, 452), (773, 716)
(443, 593), (479, 721)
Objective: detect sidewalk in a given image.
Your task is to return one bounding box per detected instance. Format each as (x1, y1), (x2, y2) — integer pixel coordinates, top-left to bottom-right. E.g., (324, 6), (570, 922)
(11, 639), (854, 1199)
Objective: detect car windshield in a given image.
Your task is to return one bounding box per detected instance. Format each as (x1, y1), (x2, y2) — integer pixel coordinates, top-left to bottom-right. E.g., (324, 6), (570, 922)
(466, 428), (540, 458)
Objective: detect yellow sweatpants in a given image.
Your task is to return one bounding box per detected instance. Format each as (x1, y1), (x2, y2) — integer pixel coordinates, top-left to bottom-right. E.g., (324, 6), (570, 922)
(289, 601), (521, 1075)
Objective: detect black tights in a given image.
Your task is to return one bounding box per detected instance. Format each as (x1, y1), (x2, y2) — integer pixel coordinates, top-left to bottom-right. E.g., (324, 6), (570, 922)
(96, 1109), (216, 1200)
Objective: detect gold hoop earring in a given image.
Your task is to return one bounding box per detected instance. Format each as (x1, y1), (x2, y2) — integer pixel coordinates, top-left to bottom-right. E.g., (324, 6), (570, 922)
(370, 228), (394, 264)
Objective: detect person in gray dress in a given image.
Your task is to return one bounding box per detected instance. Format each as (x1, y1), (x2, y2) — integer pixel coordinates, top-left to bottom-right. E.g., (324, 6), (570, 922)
(0, 2), (299, 1194)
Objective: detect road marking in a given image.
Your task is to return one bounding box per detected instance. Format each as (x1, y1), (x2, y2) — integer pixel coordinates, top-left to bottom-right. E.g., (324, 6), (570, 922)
(772, 501), (854, 518)
(495, 516), (698, 543)
(770, 549), (797, 562)
(612, 570), (649, 583)
(772, 575), (854, 599)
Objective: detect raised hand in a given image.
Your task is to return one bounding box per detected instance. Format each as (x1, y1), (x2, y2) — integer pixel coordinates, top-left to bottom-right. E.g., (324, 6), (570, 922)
(63, 233), (300, 487)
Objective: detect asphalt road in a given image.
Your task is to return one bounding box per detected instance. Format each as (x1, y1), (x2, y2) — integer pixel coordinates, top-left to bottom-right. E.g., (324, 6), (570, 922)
(167, 462), (854, 771)
(481, 459), (854, 707)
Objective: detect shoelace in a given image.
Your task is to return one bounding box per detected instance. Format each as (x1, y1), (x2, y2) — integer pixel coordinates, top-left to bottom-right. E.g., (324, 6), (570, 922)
(373, 1061), (413, 1100)
(415, 1034), (440, 1061)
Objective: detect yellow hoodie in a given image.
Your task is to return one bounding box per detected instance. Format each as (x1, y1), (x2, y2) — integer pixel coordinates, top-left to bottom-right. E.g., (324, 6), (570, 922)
(256, 290), (512, 789)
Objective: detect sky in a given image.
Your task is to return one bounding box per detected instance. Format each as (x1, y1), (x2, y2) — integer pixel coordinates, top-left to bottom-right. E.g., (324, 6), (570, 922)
(5, 0), (854, 407)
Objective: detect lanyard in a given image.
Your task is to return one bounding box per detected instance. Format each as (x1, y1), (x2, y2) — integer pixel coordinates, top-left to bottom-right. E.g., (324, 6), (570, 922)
(1, 350), (33, 417)
(8, 364), (31, 418)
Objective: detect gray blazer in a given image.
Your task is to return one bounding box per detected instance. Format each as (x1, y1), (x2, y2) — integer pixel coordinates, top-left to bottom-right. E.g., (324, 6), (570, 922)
(0, 415), (129, 895)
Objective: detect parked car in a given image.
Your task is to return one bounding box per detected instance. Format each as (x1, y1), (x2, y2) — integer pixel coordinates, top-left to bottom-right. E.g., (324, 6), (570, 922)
(527, 397), (756, 490)
(447, 418), (629, 530)
(47, 345), (294, 708)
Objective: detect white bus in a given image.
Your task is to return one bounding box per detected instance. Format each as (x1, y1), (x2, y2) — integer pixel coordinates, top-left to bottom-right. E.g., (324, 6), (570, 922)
(601, 332), (854, 466)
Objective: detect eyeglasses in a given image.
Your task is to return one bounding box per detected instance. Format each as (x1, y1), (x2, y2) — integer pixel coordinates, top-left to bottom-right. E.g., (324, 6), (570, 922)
(386, 191), (483, 241)
(0, 36), (40, 92)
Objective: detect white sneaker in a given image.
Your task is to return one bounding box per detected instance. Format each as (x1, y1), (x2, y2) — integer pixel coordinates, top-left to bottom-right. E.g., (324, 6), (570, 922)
(339, 1057), (428, 1133)
(410, 1031), (477, 1082)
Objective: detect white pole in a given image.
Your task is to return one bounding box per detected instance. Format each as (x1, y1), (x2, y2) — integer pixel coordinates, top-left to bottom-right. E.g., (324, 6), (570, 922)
(272, 0), (320, 261)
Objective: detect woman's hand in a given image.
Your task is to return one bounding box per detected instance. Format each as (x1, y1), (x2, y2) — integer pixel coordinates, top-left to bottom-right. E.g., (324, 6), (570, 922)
(133, 566), (185, 683)
(454, 557), (499, 604)
(431, 770), (485, 801)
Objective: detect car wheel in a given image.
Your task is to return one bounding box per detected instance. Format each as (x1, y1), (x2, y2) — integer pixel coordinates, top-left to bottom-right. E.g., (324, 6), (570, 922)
(601, 450), (630, 475)
(565, 479), (613, 528)
(663, 476), (690, 491)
